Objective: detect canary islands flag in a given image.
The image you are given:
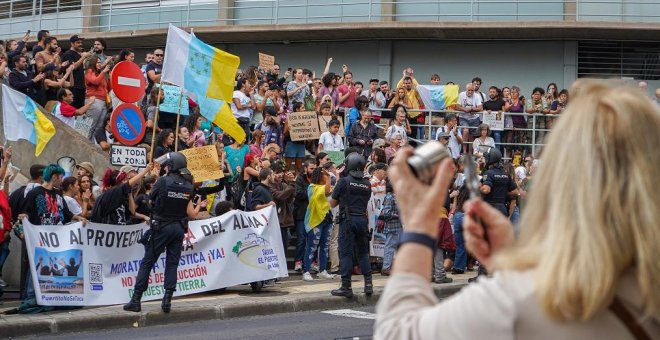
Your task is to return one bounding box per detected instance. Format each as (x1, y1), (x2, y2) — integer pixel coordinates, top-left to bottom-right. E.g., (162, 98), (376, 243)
(417, 84), (459, 110)
(305, 184), (331, 232)
(1, 84), (56, 157)
(161, 24), (245, 142)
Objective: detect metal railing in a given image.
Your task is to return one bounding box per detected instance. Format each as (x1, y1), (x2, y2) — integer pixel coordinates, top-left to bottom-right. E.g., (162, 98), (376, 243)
(2, 0), (660, 39)
(372, 108), (559, 158)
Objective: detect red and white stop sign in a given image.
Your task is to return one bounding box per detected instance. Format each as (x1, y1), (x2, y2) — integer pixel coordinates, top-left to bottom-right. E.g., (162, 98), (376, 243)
(111, 61), (146, 103)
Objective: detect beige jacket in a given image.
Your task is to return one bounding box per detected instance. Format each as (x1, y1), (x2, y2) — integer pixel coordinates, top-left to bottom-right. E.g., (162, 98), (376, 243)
(374, 270), (659, 340)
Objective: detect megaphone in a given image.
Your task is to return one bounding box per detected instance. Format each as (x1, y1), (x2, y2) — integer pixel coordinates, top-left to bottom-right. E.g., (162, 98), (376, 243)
(57, 156), (77, 177)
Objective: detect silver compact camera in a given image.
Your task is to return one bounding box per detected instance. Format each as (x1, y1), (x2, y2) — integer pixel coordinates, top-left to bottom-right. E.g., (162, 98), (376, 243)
(407, 141), (451, 184)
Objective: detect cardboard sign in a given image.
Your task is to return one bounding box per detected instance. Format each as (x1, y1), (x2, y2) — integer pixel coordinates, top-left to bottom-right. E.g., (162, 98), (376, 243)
(180, 145), (224, 182)
(74, 117), (94, 138)
(110, 145), (148, 167)
(482, 111), (504, 131)
(326, 150), (345, 165)
(287, 111), (321, 141)
(318, 115), (345, 137)
(258, 53), (275, 71)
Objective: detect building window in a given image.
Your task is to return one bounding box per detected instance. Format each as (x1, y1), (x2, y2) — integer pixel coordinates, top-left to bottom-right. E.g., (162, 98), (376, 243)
(0, 0), (82, 20)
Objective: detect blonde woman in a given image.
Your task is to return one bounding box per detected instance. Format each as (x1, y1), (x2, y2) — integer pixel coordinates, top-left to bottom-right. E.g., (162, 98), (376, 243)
(375, 82), (659, 339)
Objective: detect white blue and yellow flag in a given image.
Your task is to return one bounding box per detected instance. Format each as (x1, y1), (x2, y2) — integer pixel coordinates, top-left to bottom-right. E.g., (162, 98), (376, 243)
(417, 84), (459, 110)
(161, 24), (245, 142)
(1, 84), (56, 156)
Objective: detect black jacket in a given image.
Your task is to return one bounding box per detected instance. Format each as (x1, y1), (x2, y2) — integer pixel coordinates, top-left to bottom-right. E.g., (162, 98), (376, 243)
(9, 68), (41, 101)
(293, 174), (310, 221)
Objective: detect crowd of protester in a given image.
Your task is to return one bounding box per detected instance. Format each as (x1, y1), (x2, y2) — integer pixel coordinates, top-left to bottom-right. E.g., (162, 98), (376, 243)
(1, 30), (659, 312)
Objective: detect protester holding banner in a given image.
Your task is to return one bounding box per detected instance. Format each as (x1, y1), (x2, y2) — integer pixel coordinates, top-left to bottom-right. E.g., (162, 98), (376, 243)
(124, 152), (207, 313)
(18, 164), (87, 313)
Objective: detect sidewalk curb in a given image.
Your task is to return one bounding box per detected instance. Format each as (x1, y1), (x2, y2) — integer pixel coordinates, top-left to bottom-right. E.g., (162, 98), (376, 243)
(0, 283), (466, 338)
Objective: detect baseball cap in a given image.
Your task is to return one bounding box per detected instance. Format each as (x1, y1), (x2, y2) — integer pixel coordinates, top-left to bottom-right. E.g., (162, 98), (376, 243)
(69, 35), (83, 43)
(437, 131), (451, 139)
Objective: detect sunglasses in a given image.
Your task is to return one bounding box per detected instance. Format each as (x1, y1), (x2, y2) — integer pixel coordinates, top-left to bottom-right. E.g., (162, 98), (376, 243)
(154, 54), (163, 57)
(323, 100), (332, 103)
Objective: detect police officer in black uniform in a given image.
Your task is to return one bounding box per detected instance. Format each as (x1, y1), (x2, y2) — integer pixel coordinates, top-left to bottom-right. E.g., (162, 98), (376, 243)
(329, 153), (373, 298)
(124, 152), (207, 313)
(470, 148), (518, 282)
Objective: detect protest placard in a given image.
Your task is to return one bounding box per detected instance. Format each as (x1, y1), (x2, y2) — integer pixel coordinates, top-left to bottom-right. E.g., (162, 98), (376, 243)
(180, 145), (223, 182)
(159, 84), (189, 115)
(23, 206), (287, 306)
(318, 115), (345, 137)
(74, 117), (94, 138)
(287, 111), (321, 141)
(326, 150), (345, 165)
(258, 53), (275, 71)
(110, 145), (148, 167)
(482, 111), (504, 131)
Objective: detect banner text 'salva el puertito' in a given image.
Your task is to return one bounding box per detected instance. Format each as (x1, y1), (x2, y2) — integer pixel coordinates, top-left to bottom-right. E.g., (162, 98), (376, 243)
(23, 206), (287, 306)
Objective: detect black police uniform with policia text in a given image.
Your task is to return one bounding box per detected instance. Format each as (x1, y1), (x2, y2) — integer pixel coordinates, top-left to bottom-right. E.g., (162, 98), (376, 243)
(330, 153), (373, 298)
(124, 152), (194, 313)
(481, 148), (517, 217)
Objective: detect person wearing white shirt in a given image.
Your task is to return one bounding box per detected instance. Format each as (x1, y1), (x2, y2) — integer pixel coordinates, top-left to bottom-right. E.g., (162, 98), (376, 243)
(472, 124), (496, 158)
(317, 119), (345, 153)
(455, 83), (484, 154)
(385, 106), (411, 145)
(434, 113), (462, 159)
(231, 79), (255, 138)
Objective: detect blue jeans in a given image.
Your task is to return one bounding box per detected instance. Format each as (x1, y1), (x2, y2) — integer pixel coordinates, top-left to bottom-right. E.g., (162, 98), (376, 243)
(303, 221), (332, 273)
(294, 219), (307, 262)
(452, 212), (467, 271)
(493, 131), (502, 152)
(382, 230), (401, 271)
(339, 215), (371, 283)
(0, 239), (10, 270)
(510, 206), (520, 237)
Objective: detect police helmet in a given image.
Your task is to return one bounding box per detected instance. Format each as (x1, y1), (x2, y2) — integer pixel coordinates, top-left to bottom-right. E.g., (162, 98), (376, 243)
(346, 152), (366, 177)
(485, 148), (502, 167)
(167, 152), (187, 172)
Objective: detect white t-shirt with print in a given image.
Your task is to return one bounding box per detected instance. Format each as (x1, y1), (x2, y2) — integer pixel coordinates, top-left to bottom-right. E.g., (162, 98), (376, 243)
(318, 131), (344, 151)
(231, 90), (252, 119)
(457, 91), (483, 120)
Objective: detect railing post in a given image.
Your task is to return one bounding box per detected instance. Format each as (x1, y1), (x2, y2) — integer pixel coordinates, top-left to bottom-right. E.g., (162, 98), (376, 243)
(38, 0), (44, 31)
(274, 0), (279, 24)
(187, 0), (191, 26)
(108, 0), (113, 31)
(531, 113), (537, 157)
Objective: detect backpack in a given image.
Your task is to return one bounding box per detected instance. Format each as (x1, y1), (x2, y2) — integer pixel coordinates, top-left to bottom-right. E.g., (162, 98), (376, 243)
(304, 88), (316, 111)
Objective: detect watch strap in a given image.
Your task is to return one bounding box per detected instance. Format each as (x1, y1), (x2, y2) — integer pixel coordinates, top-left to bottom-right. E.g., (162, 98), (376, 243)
(398, 231), (436, 251)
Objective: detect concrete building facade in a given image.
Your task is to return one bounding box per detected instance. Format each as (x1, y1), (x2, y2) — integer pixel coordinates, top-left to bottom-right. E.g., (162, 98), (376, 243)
(2, 1), (659, 94)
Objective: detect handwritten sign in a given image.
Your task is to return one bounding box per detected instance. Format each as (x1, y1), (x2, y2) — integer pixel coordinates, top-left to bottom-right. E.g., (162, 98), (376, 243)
(318, 115), (345, 137)
(74, 117), (94, 138)
(180, 145), (224, 182)
(482, 111), (504, 131)
(287, 111), (321, 141)
(159, 84), (189, 115)
(110, 145), (148, 167)
(258, 53), (275, 71)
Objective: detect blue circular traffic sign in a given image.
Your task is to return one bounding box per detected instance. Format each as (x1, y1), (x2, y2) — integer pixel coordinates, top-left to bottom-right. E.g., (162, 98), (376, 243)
(110, 103), (146, 146)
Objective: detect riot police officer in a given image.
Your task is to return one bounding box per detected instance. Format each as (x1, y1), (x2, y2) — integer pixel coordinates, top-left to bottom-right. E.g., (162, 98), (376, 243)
(470, 148), (518, 282)
(480, 148), (518, 217)
(124, 152), (206, 313)
(329, 153), (373, 298)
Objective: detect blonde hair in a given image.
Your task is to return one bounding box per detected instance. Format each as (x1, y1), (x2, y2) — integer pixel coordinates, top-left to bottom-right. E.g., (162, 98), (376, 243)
(494, 81), (660, 321)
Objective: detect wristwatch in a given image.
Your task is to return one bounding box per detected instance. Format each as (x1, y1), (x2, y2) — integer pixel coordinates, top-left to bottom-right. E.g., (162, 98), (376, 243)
(397, 231), (436, 251)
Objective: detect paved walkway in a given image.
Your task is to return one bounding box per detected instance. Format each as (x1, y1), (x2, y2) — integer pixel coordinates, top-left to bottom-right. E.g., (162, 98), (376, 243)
(0, 272), (471, 338)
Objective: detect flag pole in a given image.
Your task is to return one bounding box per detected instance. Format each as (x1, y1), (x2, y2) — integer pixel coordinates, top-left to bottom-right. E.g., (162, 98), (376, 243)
(174, 89), (184, 152)
(149, 81), (163, 162)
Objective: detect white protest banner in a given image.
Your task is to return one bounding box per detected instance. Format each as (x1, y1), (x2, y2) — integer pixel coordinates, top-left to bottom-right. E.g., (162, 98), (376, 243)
(74, 117), (94, 138)
(287, 111), (321, 141)
(110, 145), (148, 167)
(180, 145), (224, 182)
(23, 206), (287, 306)
(159, 84), (189, 115)
(258, 53), (275, 71)
(318, 115), (345, 137)
(482, 111), (504, 131)
(367, 181), (386, 257)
